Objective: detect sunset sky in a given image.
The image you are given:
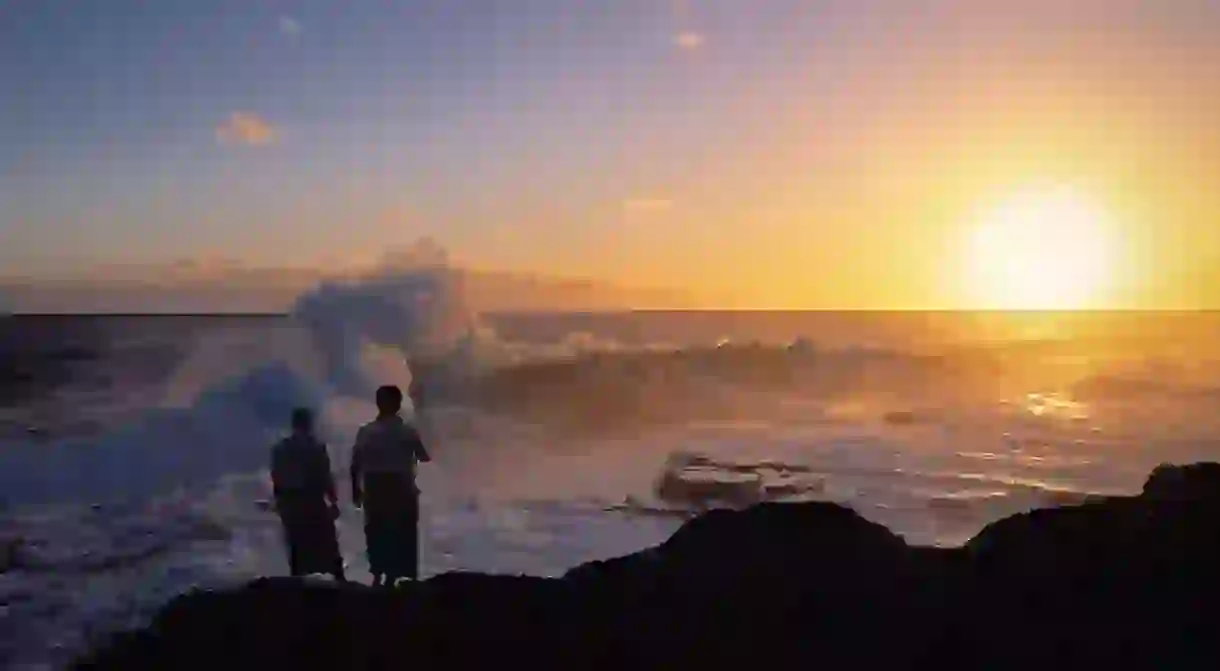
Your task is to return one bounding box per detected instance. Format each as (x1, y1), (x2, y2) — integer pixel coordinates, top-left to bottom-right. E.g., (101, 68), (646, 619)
(3, 1), (1219, 309)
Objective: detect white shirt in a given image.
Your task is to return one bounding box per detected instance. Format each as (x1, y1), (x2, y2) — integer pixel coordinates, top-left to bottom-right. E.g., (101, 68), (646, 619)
(351, 415), (427, 482)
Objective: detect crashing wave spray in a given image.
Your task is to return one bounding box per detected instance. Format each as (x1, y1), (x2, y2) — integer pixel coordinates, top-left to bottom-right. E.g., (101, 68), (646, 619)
(289, 239), (501, 403)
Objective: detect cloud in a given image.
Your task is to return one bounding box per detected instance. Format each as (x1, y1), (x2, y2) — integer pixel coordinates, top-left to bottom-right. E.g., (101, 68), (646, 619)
(622, 198), (675, 213)
(215, 112), (277, 147)
(278, 16), (302, 36)
(674, 31), (705, 50)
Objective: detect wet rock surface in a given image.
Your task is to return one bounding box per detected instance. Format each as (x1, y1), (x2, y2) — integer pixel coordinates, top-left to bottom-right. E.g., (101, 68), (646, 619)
(654, 452), (825, 508)
(75, 462), (1220, 670)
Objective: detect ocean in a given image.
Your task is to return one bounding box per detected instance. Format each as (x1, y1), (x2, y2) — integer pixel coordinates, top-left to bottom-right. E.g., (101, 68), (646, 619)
(3, 294), (1220, 668)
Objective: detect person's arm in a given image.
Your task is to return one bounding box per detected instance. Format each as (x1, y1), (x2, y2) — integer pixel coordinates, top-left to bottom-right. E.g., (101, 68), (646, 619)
(350, 430), (364, 508)
(269, 441), (286, 498)
(319, 443), (338, 506)
(407, 425), (431, 463)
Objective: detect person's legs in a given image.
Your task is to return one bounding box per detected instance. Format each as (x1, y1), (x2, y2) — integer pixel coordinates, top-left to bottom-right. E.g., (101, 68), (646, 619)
(363, 478), (387, 587)
(404, 493), (420, 581)
(279, 514), (303, 577)
(362, 474), (424, 586)
(363, 514), (380, 586)
(323, 511), (345, 582)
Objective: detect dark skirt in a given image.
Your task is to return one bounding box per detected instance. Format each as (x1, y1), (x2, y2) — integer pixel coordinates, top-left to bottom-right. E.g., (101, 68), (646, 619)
(362, 473), (419, 579)
(275, 490), (342, 577)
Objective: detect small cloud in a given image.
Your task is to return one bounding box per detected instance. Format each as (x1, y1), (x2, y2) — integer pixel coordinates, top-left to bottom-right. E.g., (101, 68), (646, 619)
(215, 112), (277, 147)
(278, 16), (302, 36)
(674, 31), (705, 50)
(623, 198), (675, 213)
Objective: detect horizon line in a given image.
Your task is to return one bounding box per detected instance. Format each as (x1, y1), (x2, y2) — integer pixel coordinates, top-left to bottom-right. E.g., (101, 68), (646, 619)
(7, 308), (1220, 318)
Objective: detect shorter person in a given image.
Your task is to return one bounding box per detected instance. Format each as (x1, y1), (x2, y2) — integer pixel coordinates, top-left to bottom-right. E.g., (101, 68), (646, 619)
(270, 408), (346, 582)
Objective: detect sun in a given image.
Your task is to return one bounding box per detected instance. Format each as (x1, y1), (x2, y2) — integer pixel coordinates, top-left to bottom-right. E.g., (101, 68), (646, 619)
(966, 185), (1115, 310)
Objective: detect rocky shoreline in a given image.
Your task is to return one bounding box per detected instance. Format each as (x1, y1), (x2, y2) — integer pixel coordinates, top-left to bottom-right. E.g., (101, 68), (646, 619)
(75, 462), (1220, 670)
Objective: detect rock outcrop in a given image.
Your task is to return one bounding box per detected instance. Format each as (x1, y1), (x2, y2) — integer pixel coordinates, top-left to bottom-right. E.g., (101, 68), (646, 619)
(75, 462), (1220, 670)
(654, 452), (824, 508)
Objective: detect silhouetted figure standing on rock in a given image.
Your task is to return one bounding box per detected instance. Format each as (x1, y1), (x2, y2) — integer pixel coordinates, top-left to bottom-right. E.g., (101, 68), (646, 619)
(270, 408), (346, 582)
(351, 385), (431, 586)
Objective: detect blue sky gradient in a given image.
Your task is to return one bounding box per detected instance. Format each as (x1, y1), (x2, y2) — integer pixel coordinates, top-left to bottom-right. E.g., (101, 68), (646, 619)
(4, 1), (1220, 307)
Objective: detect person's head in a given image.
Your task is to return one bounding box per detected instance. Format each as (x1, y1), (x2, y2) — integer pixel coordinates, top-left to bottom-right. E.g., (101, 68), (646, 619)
(375, 385), (403, 416)
(290, 407), (314, 433)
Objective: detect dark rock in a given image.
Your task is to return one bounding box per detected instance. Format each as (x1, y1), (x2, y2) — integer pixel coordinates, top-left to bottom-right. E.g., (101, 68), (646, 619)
(954, 463), (1220, 670)
(884, 410), (914, 424)
(654, 452), (824, 508)
(75, 462), (1220, 670)
(655, 464), (764, 507)
(760, 474), (823, 498)
(884, 410), (920, 425)
(1141, 461), (1220, 502)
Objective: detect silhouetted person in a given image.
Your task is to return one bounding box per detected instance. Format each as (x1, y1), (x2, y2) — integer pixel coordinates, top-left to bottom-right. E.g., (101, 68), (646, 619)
(351, 385), (431, 586)
(270, 408), (346, 582)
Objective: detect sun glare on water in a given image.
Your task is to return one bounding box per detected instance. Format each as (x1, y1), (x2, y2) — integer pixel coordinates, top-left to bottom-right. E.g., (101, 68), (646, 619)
(967, 186), (1116, 311)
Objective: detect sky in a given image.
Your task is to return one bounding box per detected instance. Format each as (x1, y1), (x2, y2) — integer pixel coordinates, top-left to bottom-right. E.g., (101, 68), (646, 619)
(3, 0), (1220, 309)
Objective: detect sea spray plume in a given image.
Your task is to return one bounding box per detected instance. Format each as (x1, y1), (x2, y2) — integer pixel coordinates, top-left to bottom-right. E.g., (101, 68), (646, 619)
(289, 239), (499, 401)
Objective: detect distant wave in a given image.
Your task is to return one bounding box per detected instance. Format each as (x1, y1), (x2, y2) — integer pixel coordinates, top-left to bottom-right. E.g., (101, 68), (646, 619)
(10, 241), (1202, 510)
(3, 249), (995, 508)
(418, 342), (997, 431)
(278, 243), (999, 431)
